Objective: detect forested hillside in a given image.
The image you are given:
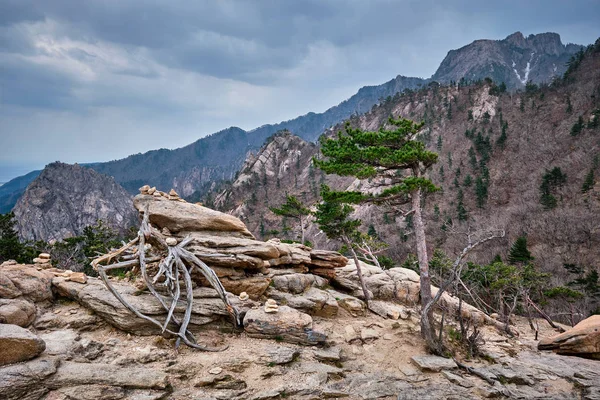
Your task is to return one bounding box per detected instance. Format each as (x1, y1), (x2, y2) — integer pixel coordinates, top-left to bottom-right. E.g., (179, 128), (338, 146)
(214, 40), (600, 311)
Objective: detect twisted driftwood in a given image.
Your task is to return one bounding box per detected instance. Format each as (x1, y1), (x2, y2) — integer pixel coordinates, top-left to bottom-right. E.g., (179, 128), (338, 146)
(92, 207), (241, 351)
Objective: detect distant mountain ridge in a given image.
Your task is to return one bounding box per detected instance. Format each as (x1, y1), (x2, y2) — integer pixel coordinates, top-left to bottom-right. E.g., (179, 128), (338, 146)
(1, 32), (584, 213)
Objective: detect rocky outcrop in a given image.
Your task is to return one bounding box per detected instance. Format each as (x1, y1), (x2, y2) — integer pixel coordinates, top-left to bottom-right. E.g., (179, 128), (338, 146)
(134, 193), (346, 299)
(432, 32), (583, 88)
(243, 305), (326, 345)
(134, 193), (253, 238)
(13, 162), (137, 241)
(0, 324), (46, 366)
(52, 276), (255, 335)
(538, 315), (600, 358)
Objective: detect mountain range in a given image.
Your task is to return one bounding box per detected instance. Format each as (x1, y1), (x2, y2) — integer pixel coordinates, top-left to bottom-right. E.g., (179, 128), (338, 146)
(213, 38), (600, 278)
(3, 32), (585, 225)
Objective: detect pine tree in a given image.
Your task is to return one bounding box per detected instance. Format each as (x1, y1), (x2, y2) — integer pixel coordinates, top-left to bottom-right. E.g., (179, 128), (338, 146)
(456, 189), (467, 221)
(508, 236), (534, 264)
(570, 116), (584, 136)
(566, 96), (573, 113)
(496, 121), (508, 149)
(367, 224), (378, 238)
(270, 195), (311, 244)
(468, 147), (478, 170)
(0, 212), (28, 263)
(463, 174), (473, 187)
(582, 169), (595, 193)
(314, 117), (439, 344)
(313, 187), (368, 301)
(475, 176), (488, 208)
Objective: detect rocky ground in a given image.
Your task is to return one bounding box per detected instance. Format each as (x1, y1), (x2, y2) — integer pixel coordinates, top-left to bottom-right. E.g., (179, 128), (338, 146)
(2, 260), (599, 400)
(2, 193), (599, 400)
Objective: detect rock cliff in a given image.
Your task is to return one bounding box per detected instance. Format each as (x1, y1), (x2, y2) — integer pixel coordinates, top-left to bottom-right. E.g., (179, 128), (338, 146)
(13, 162), (137, 241)
(433, 32), (582, 87)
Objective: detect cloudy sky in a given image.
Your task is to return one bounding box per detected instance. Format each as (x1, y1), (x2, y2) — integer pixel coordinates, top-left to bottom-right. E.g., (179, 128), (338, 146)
(1, 0), (599, 183)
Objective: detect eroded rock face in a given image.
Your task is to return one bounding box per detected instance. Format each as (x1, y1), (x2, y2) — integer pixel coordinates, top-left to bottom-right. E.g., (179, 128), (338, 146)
(243, 305), (326, 345)
(538, 315), (600, 358)
(130, 194), (347, 300)
(0, 324), (46, 366)
(52, 277), (244, 335)
(13, 162), (137, 242)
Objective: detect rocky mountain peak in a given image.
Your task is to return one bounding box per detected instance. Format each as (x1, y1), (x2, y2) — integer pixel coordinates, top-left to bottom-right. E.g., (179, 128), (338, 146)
(12, 162), (137, 241)
(433, 31), (583, 88)
(505, 31), (527, 47)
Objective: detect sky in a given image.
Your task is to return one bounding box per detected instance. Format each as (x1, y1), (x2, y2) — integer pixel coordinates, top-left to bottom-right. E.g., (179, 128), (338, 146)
(1, 0), (599, 183)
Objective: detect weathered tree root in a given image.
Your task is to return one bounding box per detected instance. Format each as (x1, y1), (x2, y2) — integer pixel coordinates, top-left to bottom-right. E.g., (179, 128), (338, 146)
(92, 208), (241, 351)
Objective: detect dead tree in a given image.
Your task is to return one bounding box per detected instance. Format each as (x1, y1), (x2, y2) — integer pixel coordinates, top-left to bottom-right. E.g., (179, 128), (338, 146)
(92, 208), (241, 351)
(421, 226), (506, 355)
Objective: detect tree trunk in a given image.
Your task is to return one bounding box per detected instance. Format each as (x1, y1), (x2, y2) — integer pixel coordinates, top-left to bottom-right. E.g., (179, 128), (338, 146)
(412, 188), (435, 343)
(344, 236), (371, 304)
(412, 188), (431, 308)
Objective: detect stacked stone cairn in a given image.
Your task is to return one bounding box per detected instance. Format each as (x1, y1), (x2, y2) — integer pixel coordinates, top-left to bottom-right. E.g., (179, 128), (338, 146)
(32, 253), (52, 269)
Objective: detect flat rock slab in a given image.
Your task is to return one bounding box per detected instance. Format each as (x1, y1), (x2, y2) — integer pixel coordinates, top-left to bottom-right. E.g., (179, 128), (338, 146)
(368, 300), (409, 320)
(0, 357), (59, 400)
(243, 305), (326, 345)
(134, 194), (254, 237)
(313, 347), (342, 362)
(411, 355), (457, 372)
(0, 323), (46, 366)
(39, 329), (80, 356)
(261, 346), (301, 365)
(46, 361), (169, 389)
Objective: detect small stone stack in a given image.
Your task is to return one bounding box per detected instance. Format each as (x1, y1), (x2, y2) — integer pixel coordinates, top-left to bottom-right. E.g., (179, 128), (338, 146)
(138, 185), (186, 202)
(264, 299), (279, 313)
(32, 253), (52, 269)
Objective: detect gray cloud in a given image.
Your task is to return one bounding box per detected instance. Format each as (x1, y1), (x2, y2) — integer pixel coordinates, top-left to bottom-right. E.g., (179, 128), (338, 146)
(1, 0), (599, 180)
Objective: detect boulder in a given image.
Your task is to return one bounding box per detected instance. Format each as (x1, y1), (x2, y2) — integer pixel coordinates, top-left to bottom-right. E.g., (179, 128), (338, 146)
(219, 276), (271, 299)
(368, 300), (410, 320)
(0, 264), (53, 302)
(261, 345), (301, 365)
(313, 347), (342, 362)
(50, 385), (126, 400)
(0, 324), (46, 366)
(538, 315), (600, 358)
(0, 299), (36, 327)
(411, 355), (457, 372)
(271, 273), (327, 294)
(327, 290), (366, 317)
(0, 357), (59, 400)
(243, 305), (326, 345)
(134, 194), (254, 238)
(268, 287), (339, 318)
